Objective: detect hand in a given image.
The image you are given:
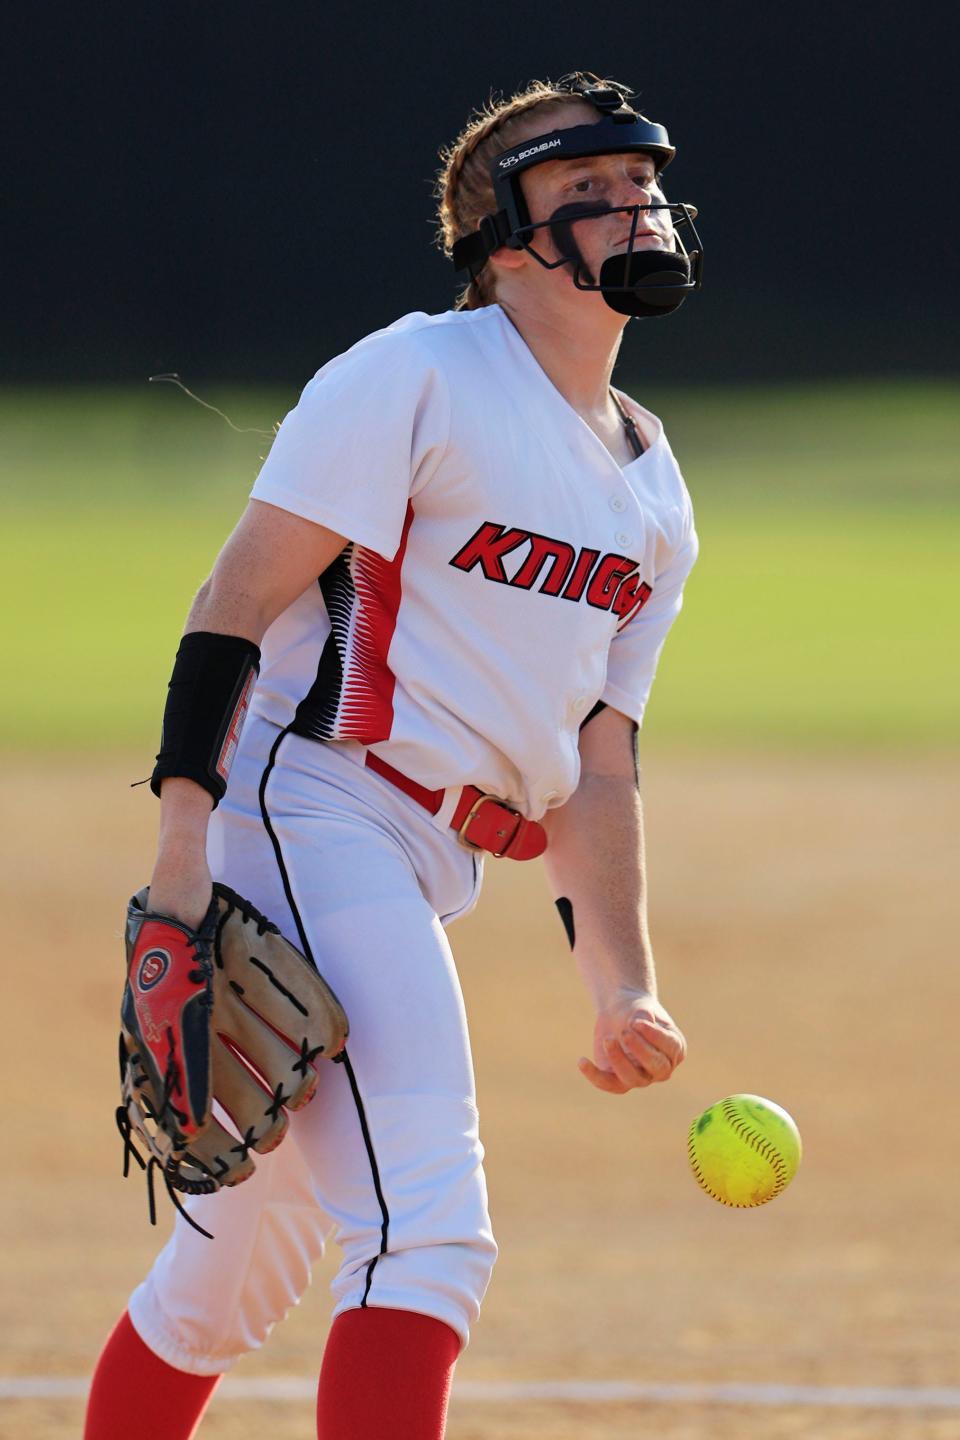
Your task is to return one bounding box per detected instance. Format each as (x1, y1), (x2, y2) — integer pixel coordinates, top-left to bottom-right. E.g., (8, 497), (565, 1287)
(578, 991), (687, 1095)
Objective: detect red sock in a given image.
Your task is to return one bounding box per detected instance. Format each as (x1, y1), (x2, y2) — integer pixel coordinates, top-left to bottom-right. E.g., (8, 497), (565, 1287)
(84, 1310), (221, 1440)
(316, 1307), (461, 1440)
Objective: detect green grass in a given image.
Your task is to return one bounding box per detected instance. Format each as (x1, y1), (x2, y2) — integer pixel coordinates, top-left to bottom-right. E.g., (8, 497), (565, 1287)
(643, 504), (959, 747)
(1, 380), (957, 752)
(642, 378), (960, 509)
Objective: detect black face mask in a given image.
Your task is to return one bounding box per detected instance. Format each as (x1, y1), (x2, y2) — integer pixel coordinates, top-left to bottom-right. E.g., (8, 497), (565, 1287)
(449, 84), (704, 319)
(545, 201), (695, 318)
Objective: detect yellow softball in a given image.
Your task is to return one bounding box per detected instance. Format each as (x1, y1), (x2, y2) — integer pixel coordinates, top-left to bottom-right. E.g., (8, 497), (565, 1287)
(688, 1094), (802, 1207)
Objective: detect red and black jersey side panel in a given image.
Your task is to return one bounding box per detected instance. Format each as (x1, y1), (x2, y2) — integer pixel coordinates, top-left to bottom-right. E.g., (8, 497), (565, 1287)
(293, 544), (356, 741)
(293, 501), (415, 744)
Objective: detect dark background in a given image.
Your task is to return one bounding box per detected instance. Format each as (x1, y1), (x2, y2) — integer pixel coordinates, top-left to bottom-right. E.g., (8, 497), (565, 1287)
(7, 0), (957, 385)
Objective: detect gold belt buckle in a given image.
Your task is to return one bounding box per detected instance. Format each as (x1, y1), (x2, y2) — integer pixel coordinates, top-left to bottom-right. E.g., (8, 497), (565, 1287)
(457, 794), (521, 856)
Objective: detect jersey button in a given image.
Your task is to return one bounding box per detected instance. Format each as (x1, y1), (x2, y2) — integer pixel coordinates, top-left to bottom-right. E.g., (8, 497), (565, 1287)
(615, 530), (632, 548)
(609, 494), (627, 513)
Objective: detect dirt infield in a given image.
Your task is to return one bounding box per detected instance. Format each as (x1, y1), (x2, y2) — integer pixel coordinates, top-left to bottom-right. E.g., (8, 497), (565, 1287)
(3, 752), (958, 1438)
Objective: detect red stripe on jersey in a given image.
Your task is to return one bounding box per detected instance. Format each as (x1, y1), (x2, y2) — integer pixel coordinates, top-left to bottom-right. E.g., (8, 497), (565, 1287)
(336, 501), (415, 741)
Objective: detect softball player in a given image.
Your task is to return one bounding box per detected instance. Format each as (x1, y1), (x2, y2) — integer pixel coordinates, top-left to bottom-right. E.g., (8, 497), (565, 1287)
(86, 71), (701, 1440)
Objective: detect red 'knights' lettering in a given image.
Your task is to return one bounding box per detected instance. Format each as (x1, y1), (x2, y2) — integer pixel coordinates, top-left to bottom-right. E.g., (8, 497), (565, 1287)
(449, 523), (529, 581)
(511, 535), (576, 594)
(586, 554), (636, 609)
(561, 547), (600, 602)
(612, 574), (653, 624)
(449, 521), (651, 628)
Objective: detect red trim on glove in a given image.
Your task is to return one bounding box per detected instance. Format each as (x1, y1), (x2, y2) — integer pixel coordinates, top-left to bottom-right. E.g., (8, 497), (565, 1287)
(127, 917), (211, 1137)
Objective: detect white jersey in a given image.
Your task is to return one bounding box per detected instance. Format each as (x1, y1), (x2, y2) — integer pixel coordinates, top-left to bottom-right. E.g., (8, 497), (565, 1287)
(249, 304), (697, 820)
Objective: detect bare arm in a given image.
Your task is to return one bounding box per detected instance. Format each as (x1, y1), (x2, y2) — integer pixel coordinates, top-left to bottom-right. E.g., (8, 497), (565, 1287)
(182, 499), (347, 644)
(149, 499), (348, 925)
(542, 706), (686, 1094)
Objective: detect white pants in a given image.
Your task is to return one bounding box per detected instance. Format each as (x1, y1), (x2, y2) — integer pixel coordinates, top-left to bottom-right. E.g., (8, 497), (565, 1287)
(128, 715), (497, 1375)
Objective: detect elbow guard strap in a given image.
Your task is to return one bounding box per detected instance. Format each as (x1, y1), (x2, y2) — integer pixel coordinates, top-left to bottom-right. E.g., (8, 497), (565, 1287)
(150, 632), (261, 807)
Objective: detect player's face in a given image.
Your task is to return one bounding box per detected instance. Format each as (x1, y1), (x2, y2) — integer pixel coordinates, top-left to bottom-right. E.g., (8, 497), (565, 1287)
(521, 149), (676, 281)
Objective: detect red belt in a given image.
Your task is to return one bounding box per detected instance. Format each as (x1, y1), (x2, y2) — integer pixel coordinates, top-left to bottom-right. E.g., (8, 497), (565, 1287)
(365, 751), (547, 861)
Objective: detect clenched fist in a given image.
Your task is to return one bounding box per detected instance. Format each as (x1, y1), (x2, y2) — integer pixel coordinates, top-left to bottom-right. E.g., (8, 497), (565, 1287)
(579, 990), (686, 1094)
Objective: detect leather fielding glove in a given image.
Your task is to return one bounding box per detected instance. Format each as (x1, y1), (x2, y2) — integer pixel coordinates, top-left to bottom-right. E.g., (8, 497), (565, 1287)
(117, 882), (349, 1236)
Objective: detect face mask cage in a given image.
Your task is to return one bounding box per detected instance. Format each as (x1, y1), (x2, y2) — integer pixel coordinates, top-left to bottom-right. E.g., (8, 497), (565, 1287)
(449, 80), (704, 316)
(514, 199), (703, 295)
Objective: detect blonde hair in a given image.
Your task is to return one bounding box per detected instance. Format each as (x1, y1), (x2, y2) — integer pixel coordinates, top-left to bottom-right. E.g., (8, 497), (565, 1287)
(435, 78), (591, 310)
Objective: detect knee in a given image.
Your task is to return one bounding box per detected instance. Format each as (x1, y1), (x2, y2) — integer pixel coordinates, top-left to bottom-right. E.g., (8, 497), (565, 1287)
(129, 1154), (329, 1372)
(442, 1228), (500, 1339)
(329, 1093), (498, 1347)
(333, 1229), (498, 1350)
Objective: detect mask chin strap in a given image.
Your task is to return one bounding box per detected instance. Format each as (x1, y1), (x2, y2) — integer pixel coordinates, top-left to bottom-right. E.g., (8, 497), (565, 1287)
(595, 248), (692, 318)
(452, 212), (513, 282)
